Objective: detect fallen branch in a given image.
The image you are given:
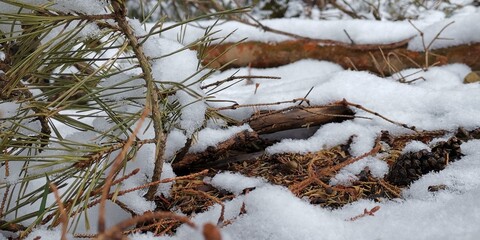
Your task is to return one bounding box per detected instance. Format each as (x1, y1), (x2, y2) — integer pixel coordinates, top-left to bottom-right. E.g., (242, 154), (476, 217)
(245, 104), (355, 134)
(202, 41), (480, 74)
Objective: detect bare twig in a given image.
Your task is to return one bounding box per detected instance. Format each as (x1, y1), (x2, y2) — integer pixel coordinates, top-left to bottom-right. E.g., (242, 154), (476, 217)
(348, 206), (381, 221)
(111, 1), (167, 201)
(49, 183), (68, 240)
(201, 75), (280, 89)
(0, 160), (9, 218)
(339, 99), (418, 132)
(408, 20), (455, 69)
(98, 108), (148, 233)
(214, 98), (310, 111)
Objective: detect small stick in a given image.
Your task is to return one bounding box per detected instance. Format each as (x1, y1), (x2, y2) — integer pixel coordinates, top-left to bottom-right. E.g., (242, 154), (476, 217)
(340, 99), (418, 132)
(343, 29), (356, 45)
(201, 75), (280, 89)
(320, 137), (382, 176)
(98, 108), (149, 233)
(215, 98), (309, 111)
(0, 160), (10, 218)
(50, 183), (68, 240)
(348, 206), (381, 221)
(117, 169), (209, 196)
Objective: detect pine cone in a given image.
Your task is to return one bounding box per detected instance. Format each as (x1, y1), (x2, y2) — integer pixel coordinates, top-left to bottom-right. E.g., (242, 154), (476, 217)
(431, 137), (463, 162)
(386, 149), (433, 186)
(386, 137), (463, 186)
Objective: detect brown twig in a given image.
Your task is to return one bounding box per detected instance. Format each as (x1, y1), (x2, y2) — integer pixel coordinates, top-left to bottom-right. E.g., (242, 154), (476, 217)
(408, 20), (455, 69)
(111, 1), (167, 201)
(339, 99), (418, 131)
(348, 206), (381, 221)
(49, 183), (68, 240)
(320, 137), (382, 176)
(98, 108), (148, 233)
(0, 160), (10, 218)
(214, 98), (310, 111)
(201, 75), (280, 89)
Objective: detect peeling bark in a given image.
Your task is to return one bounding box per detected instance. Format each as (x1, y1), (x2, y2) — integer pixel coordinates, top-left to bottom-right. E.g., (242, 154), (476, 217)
(202, 41), (480, 74)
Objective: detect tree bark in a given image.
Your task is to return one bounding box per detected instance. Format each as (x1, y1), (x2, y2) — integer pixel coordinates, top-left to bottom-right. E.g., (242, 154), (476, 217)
(202, 40), (480, 75)
(245, 105), (354, 134)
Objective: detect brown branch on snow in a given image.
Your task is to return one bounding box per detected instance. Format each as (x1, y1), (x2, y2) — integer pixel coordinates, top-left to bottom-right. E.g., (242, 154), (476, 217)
(201, 75), (281, 89)
(98, 108), (149, 233)
(0, 160), (10, 219)
(337, 99), (418, 132)
(245, 104), (355, 134)
(202, 41), (480, 73)
(111, 1), (167, 202)
(49, 183), (68, 240)
(348, 206), (381, 221)
(214, 98), (311, 111)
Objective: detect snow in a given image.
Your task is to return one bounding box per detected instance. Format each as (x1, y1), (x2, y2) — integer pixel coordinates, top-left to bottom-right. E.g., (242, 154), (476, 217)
(330, 156), (389, 186)
(190, 125), (252, 153)
(2, 1), (480, 240)
(160, 18), (425, 45)
(408, 13), (480, 51)
(208, 171), (267, 195)
(402, 141), (431, 154)
(149, 140), (480, 240)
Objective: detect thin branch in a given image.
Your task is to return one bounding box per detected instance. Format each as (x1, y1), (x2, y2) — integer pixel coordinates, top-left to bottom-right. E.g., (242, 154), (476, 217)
(49, 183), (68, 240)
(339, 99), (418, 131)
(111, 1), (167, 201)
(201, 75), (280, 89)
(98, 108), (148, 233)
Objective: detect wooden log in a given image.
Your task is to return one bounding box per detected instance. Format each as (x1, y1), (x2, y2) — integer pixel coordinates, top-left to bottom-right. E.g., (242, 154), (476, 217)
(202, 41), (480, 74)
(246, 105), (355, 134)
(173, 104), (354, 174)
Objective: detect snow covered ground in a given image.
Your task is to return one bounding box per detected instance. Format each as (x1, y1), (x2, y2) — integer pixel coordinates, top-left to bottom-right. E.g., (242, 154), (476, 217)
(1, 1), (480, 240)
(134, 10), (480, 240)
